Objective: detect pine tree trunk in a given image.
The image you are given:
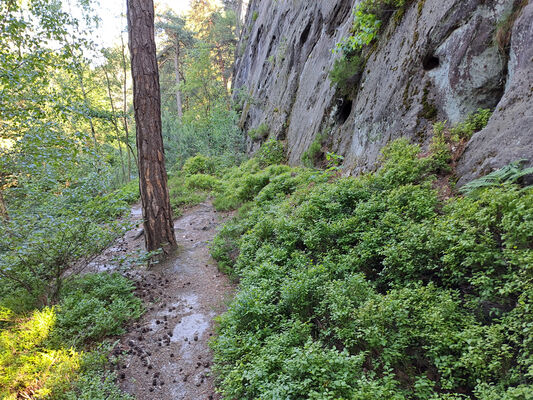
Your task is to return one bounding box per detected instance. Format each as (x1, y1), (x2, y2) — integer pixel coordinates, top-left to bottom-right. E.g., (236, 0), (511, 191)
(127, 0), (177, 254)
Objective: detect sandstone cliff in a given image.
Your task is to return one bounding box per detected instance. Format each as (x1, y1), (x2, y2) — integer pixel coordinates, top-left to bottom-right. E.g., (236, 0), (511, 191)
(233, 0), (533, 183)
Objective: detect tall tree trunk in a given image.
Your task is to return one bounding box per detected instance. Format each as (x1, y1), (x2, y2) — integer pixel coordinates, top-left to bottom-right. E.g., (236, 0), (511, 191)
(121, 34), (137, 178)
(234, 0), (244, 35)
(0, 190), (8, 221)
(173, 43), (183, 120)
(127, 0), (177, 254)
(76, 63), (98, 153)
(103, 65), (126, 183)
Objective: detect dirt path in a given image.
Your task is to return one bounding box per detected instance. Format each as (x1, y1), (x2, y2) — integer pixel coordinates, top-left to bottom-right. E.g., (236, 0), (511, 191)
(90, 202), (235, 400)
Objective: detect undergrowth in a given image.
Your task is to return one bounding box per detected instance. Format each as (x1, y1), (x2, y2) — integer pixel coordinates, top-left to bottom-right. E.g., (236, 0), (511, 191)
(167, 140), (287, 215)
(203, 137), (532, 399)
(0, 273), (141, 399)
(0, 178), (141, 399)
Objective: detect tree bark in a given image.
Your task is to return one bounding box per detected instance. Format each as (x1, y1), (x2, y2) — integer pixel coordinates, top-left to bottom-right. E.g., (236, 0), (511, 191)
(173, 43), (183, 120)
(121, 34), (137, 178)
(0, 190), (8, 221)
(103, 65), (126, 183)
(127, 0), (177, 253)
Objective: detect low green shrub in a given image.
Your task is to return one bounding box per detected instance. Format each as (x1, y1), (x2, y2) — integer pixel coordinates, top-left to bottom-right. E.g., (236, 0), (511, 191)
(53, 273), (143, 346)
(0, 273), (141, 399)
(450, 108), (492, 140)
(60, 346), (133, 400)
(0, 216), (117, 309)
(301, 133), (327, 167)
(181, 154), (215, 176)
(255, 139), (285, 167)
(185, 173), (222, 191)
(84, 179), (139, 222)
(168, 174), (208, 215)
(211, 138), (533, 399)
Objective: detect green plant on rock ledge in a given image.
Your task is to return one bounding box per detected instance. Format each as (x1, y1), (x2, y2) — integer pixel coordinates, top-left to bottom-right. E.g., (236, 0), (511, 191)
(331, 0), (414, 94)
(301, 133), (327, 168)
(248, 123), (269, 141)
(450, 108), (492, 140)
(329, 54), (363, 96)
(336, 0), (414, 55)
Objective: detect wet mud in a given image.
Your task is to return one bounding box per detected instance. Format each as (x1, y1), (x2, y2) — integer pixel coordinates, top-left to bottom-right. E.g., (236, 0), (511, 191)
(92, 202), (235, 400)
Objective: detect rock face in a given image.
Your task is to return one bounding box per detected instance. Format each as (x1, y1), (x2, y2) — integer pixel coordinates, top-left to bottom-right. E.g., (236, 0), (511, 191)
(233, 0), (533, 182)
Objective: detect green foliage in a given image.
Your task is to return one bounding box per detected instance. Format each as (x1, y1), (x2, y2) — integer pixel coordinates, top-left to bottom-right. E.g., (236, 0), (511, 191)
(331, 0), (413, 93)
(181, 154), (216, 175)
(0, 307), (81, 399)
(0, 177), (139, 309)
(212, 160), (291, 211)
(61, 349), (134, 400)
(450, 108), (492, 140)
(160, 3), (244, 169)
(168, 174), (208, 215)
(459, 160), (533, 196)
(255, 139), (285, 168)
(0, 272), (140, 399)
(301, 133), (327, 167)
(186, 173), (222, 191)
(336, 0), (412, 54)
(328, 54), (363, 95)
(210, 138), (533, 399)
(247, 123), (269, 141)
(53, 273), (143, 346)
(0, 216), (115, 309)
(325, 152), (345, 172)
(252, 11), (259, 22)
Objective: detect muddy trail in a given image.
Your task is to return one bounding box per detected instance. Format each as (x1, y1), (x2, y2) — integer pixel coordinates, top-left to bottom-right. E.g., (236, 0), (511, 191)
(88, 202), (235, 400)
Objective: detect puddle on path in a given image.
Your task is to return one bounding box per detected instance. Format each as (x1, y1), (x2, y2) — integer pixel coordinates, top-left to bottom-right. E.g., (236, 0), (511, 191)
(172, 313), (212, 344)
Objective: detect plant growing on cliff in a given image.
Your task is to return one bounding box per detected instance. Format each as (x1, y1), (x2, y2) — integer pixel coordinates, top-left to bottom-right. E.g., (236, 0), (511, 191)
(336, 0), (413, 55)
(248, 123), (269, 141)
(450, 108), (492, 140)
(331, 0), (413, 94)
(301, 133), (327, 167)
(329, 55), (363, 96)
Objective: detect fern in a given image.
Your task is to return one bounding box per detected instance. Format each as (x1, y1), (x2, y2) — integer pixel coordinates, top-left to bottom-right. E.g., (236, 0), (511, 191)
(459, 160), (533, 195)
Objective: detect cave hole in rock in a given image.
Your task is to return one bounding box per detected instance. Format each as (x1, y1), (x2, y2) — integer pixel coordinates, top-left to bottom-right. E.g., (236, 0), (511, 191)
(300, 22), (312, 45)
(423, 55), (440, 71)
(337, 98), (353, 124)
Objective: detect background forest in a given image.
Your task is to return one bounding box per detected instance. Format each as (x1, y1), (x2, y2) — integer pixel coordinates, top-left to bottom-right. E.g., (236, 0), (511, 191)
(0, 0), (242, 397)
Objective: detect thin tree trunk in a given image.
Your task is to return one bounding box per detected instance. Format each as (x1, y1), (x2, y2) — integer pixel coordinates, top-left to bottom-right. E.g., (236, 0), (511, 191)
(235, 0), (243, 36)
(0, 190), (8, 221)
(127, 0), (177, 254)
(121, 34), (136, 178)
(76, 65), (98, 153)
(173, 43), (183, 120)
(103, 65), (126, 183)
